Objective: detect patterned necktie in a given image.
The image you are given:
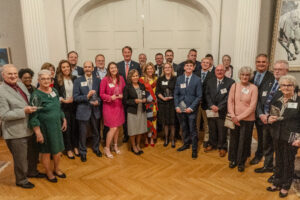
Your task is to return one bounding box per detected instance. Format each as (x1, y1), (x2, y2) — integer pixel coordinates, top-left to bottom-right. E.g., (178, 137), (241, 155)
(87, 78), (92, 90)
(264, 81), (279, 114)
(201, 72), (206, 83)
(217, 80), (222, 92)
(255, 73), (262, 86)
(186, 77), (189, 87)
(125, 63), (129, 78)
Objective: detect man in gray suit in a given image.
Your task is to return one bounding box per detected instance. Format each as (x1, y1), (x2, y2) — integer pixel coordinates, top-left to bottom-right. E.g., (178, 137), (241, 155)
(0, 64), (41, 189)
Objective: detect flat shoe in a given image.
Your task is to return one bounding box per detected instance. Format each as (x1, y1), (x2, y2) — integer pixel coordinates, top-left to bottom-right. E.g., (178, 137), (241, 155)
(46, 176), (57, 183)
(266, 186), (280, 192)
(54, 172), (66, 178)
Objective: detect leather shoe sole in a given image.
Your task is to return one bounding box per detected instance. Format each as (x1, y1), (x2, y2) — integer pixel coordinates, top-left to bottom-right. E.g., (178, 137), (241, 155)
(16, 182), (35, 189)
(249, 157), (261, 165)
(254, 167), (273, 173)
(177, 146), (189, 152)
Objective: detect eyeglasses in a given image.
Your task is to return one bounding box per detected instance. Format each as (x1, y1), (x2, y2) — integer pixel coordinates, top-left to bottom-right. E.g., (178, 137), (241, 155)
(273, 68), (285, 71)
(280, 84), (294, 88)
(40, 78), (51, 81)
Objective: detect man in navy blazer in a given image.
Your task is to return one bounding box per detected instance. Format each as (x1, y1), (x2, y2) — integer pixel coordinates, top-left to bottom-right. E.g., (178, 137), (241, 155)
(73, 61), (102, 162)
(117, 46), (141, 142)
(174, 60), (202, 159)
(178, 49), (202, 77)
(68, 51), (84, 78)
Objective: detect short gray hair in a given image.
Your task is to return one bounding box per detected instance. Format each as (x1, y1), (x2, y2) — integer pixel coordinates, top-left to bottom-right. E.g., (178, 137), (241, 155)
(238, 66), (254, 80)
(38, 69), (51, 78)
(279, 75), (297, 87)
(274, 60), (289, 70)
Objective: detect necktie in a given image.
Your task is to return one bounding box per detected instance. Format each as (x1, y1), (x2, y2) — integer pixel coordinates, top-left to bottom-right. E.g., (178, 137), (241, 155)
(264, 81), (279, 114)
(87, 78), (92, 90)
(201, 72), (205, 83)
(125, 63), (129, 78)
(255, 73), (262, 86)
(217, 80), (221, 92)
(186, 77), (189, 87)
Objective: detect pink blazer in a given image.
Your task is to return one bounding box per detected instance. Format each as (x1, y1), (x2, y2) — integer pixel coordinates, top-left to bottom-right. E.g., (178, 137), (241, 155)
(227, 82), (258, 121)
(100, 76), (125, 102)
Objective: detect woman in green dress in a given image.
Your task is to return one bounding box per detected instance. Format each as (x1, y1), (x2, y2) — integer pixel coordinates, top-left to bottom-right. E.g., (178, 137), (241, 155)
(29, 69), (67, 183)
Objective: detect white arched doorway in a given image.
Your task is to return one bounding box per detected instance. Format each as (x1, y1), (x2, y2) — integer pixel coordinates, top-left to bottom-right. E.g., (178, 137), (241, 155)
(65, 0), (220, 64)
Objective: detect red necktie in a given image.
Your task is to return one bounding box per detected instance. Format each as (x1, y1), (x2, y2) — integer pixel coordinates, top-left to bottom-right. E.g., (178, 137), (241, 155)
(125, 63), (129, 78)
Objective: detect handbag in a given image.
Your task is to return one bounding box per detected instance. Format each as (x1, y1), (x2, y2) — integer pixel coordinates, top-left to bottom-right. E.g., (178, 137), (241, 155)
(224, 83), (236, 129)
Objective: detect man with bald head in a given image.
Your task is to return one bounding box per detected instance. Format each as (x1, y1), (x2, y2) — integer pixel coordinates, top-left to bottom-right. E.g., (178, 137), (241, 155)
(204, 64), (235, 157)
(73, 61), (102, 162)
(0, 64), (41, 188)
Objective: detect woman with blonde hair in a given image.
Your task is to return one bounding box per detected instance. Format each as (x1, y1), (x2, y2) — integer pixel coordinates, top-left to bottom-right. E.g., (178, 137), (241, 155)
(139, 62), (158, 147)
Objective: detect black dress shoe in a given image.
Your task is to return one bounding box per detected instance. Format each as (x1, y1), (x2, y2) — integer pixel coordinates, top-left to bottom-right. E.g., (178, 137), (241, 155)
(279, 191), (288, 198)
(131, 148), (140, 156)
(80, 154), (87, 162)
(266, 186), (280, 192)
(192, 151), (198, 159)
(163, 140), (169, 147)
(249, 157), (261, 165)
(268, 174), (275, 183)
(254, 167), (273, 173)
(28, 172), (46, 178)
(229, 161), (237, 169)
(177, 145), (189, 152)
(123, 136), (129, 143)
(46, 176), (58, 183)
(16, 182), (35, 189)
(75, 153), (80, 157)
(93, 150), (102, 157)
(238, 165), (245, 172)
(54, 172), (66, 178)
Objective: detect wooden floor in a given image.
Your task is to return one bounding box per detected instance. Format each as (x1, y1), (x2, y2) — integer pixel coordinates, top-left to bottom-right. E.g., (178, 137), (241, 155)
(0, 135), (299, 200)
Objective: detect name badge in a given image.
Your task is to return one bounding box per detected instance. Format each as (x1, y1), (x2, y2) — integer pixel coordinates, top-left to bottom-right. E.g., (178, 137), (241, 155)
(81, 82), (88, 87)
(108, 83), (114, 88)
(220, 88), (227, 94)
(180, 83), (186, 89)
(50, 91), (56, 97)
(288, 102), (298, 109)
(242, 87), (249, 94)
(162, 81), (168, 86)
(174, 72), (177, 76)
(262, 91), (268, 97)
(142, 91), (146, 95)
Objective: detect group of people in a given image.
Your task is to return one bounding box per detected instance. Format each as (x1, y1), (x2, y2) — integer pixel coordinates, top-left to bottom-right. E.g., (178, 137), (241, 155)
(0, 46), (300, 198)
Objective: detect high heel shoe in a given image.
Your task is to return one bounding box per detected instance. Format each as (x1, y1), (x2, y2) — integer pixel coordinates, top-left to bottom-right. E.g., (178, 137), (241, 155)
(113, 144), (121, 154)
(163, 140), (169, 147)
(104, 147), (114, 158)
(171, 140), (175, 148)
(150, 143), (155, 147)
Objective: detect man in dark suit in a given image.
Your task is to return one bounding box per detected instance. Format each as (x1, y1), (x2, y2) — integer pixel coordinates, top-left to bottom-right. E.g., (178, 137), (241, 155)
(117, 46), (141, 142)
(174, 60), (202, 159)
(197, 57), (215, 147)
(154, 53), (164, 77)
(68, 51), (84, 78)
(204, 64), (235, 157)
(73, 61), (102, 162)
(178, 49), (202, 76)
(165, 49), (180, 76)
(254, 60), (289, 174)
(138, 53), (147, 66)
(249, 54), (275, 165)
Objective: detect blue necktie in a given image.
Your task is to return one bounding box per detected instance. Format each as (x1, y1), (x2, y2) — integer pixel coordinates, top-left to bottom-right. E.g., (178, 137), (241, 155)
(255, 73), (262, 86)
(264, 81), (278, 114)
(186, 77), (189, 87)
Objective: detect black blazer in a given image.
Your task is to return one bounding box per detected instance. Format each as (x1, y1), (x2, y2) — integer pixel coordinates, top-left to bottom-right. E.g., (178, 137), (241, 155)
(123, 83), (146, 114)
(250, 70), (274, 91)
(155, 76), (177, 104)
(155, 65), (163, 77)
(205, 76), (235, 118)
(270, 95), (300, 142)
(177, 60), (202, 77)
(53, 77), (76, 112)
(200, 70), (216, 109)
(117, 60), (141, 82)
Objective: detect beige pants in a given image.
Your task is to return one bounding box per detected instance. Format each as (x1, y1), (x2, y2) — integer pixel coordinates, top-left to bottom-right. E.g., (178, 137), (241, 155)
(196, 105), (209, 142)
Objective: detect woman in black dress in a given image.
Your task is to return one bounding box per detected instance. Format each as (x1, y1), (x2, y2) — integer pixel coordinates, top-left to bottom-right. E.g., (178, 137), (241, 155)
(156, 63), (177, 147)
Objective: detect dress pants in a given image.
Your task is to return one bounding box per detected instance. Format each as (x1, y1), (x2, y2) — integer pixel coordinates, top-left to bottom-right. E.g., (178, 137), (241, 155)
(254, 120), (264, 159)
(196, 106), (209, 142)
(6, 137), (31, 185)
(78, 114), (100, 155)
(228, 121), (254, 166)
(63, 110), (77, 151)
(27, 134), (39, 177)
(273, 139), (298, 190)
(262, 125), (274, 168)
(178, 112), (198, 151)
(208, 117), (227, 150)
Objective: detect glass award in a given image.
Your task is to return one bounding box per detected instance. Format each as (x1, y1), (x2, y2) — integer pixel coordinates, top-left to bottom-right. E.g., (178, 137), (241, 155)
(31, 95), (43, 109)
(288, 132), (300, 144)
(179, 101), (187, 112)
(114, 86), (120, 96)
(164, 88), (172, 98)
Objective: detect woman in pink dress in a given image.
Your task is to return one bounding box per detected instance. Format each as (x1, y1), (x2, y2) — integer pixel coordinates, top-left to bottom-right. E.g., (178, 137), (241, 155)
(100, 62), (125, 158)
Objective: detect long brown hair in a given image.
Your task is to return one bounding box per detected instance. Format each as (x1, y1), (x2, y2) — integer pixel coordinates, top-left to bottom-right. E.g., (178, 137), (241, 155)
(142, 62), (156, 83)
(56, 60), (72, 86)
(106, 62), (120, 84)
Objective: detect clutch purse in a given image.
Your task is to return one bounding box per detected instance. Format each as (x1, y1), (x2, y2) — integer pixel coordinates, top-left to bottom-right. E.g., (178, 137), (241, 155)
(224, 114), (235, 129)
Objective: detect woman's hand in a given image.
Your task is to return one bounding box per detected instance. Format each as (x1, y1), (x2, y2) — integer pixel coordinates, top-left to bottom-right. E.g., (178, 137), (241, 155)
(135, 99), (142, 104)
(61, 118), (67, 132)
(36, 132), (44, 143)
(64, 97), (73, 104)
(111, 95), (117, 101)
(232, 116), (240, 126)
(142, 98), (146, 103)
(118, 94), (123, 99)
(268, 116), (278, 124)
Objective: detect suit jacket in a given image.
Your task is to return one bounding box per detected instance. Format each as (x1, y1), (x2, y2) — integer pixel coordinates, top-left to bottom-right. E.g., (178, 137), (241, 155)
(0, 82), (32, 139)
(200, 70), (216, 109)
(53, 77), (76, 112)
(76, 66), (84, 76)
(123, 83), (146, 114)
(117, 60), (141, 82)
(205, 77), (235, 118)
(73, 75), (101, 121)
(174, 73), (202, 112)
(270, 95), (300, 142)
(155, 65), (163, 77)
(177, 60), (202, 77)
(250, 70), (274, 92)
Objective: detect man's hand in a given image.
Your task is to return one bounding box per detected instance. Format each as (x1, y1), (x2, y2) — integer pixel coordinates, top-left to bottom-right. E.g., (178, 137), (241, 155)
(24, 106), (37, 114)
(90, 100), (99, 106)
(259, 114), (268, 124)
(176, 107), (181, 113)
(87, 90), (96, 99)
(185, 108), (193, 113)
(211, 105), (219, 112)
(268, 116), (278, 124)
